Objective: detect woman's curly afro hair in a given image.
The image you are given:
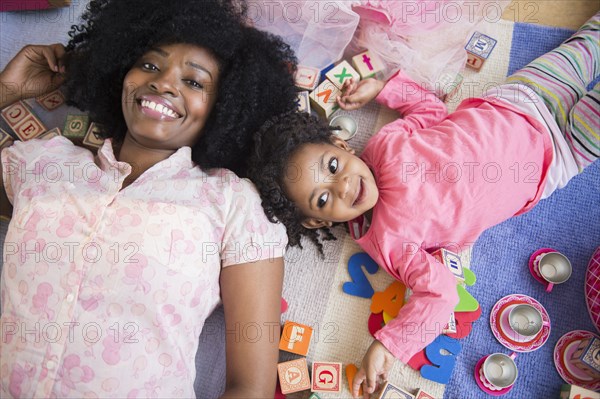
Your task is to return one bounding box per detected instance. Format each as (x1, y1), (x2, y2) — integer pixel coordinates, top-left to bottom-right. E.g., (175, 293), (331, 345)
(64, 0), (298, 176)
(248, 111), (340, 253)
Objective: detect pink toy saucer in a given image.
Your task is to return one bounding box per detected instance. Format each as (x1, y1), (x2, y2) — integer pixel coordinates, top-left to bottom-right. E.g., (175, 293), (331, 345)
(585, 246), (600, 333)
(474, 356), (514, 396)
(490, 294), (551, 352)
(528, 248), (558, 287)
(553, 330), (600, 391)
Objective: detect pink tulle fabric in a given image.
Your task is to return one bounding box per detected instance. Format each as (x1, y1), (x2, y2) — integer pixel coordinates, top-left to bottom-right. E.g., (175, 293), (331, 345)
(251, 0), (509, 92)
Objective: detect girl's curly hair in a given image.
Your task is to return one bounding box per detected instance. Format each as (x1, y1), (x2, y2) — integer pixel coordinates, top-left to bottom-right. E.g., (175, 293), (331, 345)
(248, 111), (339, 253)
(64, 0), (297, 176)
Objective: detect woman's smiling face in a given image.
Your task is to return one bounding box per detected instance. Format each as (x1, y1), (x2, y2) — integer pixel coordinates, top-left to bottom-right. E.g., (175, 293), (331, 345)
(121, 43), (220, 150)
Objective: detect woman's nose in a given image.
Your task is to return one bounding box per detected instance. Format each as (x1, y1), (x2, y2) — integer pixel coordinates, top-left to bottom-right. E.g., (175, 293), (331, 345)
(149, 72), (177, 96)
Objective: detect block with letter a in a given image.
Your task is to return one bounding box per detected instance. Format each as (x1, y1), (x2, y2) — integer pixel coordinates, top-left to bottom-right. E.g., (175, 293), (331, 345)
(277, 358), (311, 394)
(309, 80), (341, 119)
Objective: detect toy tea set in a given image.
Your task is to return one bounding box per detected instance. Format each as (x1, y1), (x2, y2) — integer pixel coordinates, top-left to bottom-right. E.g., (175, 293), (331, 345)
(475, 247), (600, 396)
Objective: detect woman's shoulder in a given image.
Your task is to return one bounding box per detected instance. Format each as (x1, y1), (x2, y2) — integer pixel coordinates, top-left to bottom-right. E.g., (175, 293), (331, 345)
(4, 136), (87, 161)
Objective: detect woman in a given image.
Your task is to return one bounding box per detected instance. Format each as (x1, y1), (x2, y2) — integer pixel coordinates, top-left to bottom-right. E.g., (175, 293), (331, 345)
(0, 0), (297, 397)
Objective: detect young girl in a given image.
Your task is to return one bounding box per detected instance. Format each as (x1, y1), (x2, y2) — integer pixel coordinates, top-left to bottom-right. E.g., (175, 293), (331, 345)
(0, 0), (298, 397)
(249, 14), (599, 397)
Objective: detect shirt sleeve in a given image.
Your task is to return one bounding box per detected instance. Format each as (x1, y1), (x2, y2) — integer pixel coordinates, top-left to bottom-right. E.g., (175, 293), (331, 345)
(375, 71), (448, 132)
(221, 173), (288, 267)
(1, 138), (51, 206)
(374, 247), (459, 364)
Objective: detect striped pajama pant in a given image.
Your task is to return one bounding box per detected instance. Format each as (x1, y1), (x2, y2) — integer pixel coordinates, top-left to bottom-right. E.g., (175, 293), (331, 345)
(507, 12), (600, 170)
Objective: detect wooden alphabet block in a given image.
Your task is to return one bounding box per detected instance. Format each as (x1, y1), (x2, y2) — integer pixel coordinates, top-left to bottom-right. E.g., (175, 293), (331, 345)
(431, 248), (465, 281)
(296, 91), (311, 114)
(571, 336), (600, 379)
(559, 384), (600, 399)
(436, 73), (463, 102)
(309, 80), (342, 119)
(308, 394), (321, 399)
(415, 388), (435, 399)
(377, 382), (414, 399)
(325, 60), (361, 90)
(277, 358), (311, 394)
(38, 127), (62, 140)
(319, 63), (335, 83)
(442, 312), (457, 334)
(83, 122), (104, 148)
(36, 89), (65, 111)
(352, 50), (384, 79)
(311, 361), (342, 393)
(446, 306), (482, 339)
(63, 114), (90, 140)
(466, 53), (485, 70)
(295, 65), (321, 91)
(1, 101), (29, 128)
(14, 114), (46, 141)
(0, 128), (11, 147)
(279, 320), (313, 356)
(465, 31), (497, 71)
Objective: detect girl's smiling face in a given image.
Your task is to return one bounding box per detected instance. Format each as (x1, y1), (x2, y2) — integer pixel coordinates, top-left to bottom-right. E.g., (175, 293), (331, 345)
(121, 43), (220, 150)
(283, 137), (379, 229)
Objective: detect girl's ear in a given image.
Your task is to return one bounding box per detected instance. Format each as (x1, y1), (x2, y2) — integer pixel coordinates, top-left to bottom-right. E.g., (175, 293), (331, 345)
(330, 135), (356, 155)
(301, 218), (333, 229)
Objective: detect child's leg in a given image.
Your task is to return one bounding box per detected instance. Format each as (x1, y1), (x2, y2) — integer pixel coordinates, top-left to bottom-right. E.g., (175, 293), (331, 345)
(507, 13), (599, 169)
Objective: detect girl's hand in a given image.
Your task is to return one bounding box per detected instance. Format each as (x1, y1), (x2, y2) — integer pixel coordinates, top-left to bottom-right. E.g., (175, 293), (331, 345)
(0, 44), (66, 106)
(336, 78), (385, 111)
(353, 340), (396, 398)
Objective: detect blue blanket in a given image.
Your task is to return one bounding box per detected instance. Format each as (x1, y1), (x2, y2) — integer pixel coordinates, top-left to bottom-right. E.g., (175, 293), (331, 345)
(444, 22), (600, 399)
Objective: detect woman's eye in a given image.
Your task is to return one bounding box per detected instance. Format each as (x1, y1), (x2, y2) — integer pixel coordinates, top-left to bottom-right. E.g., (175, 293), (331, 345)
(142, 62), (158, 71)
(328, 157), (338, 174)
(185, 80), (204, 89)
(317, 193), (329, 208)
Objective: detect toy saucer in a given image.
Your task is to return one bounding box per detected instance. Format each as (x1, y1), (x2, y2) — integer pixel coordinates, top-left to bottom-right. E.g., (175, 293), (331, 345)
(490, 294), (551, 352)
(528, 248), (557, 287)
(585, 246), (600, 333)
(474, 356), (514, 396)
(553, 330), (600, 391)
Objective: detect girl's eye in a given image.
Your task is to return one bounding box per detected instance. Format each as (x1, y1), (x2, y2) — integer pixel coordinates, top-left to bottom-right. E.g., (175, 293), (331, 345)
(317, 193), (329, 208)
(185, 80), (204, 89)
(328, 157), (338, 174)
(142, 62), (158, 71)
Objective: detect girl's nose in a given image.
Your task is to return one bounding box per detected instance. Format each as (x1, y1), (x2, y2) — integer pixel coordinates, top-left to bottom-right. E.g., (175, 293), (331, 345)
(336, 176), (351, 199)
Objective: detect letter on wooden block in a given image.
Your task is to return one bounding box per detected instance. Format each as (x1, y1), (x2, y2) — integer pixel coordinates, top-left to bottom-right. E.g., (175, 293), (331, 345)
(325, 60), (361, 90)
(309, 80), (342, 119)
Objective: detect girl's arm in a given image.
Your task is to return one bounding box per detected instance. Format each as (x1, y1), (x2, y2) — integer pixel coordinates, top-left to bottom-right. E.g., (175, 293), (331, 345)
(354, 249), (459, 397)
(375, 71), (448, 130)
(219, 257), (284, 398)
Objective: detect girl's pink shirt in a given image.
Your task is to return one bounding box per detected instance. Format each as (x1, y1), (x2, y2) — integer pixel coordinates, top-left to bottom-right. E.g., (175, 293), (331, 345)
(354, 71), (553, 363)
